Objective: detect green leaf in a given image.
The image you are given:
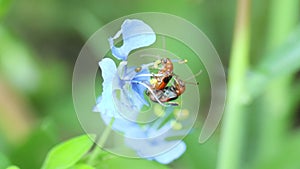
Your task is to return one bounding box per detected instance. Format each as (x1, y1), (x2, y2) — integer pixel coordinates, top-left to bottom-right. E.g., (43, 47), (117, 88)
(6, 166), (20, 169)
(41, 135), (95, 169)
(70, 163), (95, 169)
(96, 156), (170, 169)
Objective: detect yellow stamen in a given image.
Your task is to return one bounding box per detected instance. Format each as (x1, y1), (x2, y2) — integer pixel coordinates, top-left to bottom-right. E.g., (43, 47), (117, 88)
(153, 60), (161, 68)
(178, 59), (188, 64)
(171, 120), (182, 130)
(135, 67), (142, 72)
(174, 109), (189, 120)
(154, 104), (165, 117)
(150, 78), (158, 85)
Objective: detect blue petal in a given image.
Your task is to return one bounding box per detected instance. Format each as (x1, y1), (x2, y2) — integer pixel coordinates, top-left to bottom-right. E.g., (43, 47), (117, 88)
(124, 123), (148, 138)
(109, 19), (156, 60)
(94, 58), (140, 132)
(114, 61), (149, 111)
(134, 68), (151, 82)
(132, 68), (150, 106)
(154, 142), (186, 164)
(112, 85), (145, 121)
(101, 112), (138, 134)
(117, 61), (137, 81)
(126, 135), (185, 164)
(131, 83), (149, 106)
(92, 96), (102, 112)
(94, 58), (121, 118)
(124, 121), (186, 164)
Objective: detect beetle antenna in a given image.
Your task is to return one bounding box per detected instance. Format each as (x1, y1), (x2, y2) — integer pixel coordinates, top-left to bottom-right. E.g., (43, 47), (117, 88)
(171, 59), (188, 64)
(172, 70), (202, 86)
(184, 70), (203, 81)
(184, 81), (199, 85)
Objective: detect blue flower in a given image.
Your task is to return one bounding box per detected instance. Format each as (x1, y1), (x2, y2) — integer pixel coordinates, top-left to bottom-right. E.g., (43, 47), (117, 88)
(94, 19), (187, 164)
(124, 119), (187, 164)
(93, 58), (150, 132)
(94, 19), (156, 124)
(109, 19), (156, 61)
(153, 142), (186, 164)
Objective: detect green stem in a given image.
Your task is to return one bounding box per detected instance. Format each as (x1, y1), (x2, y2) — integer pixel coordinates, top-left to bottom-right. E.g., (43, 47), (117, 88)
(217, 0), (250, 169)
(87, 118), (115, 165)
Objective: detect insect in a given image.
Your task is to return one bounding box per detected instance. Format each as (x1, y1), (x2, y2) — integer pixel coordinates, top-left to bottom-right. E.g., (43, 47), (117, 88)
(131, 57), (179, 106)
(152, 58), (174, 90)
(132, 56), (200, 107)
(147, 75), (186, 106)
(146, 58), (188, 106)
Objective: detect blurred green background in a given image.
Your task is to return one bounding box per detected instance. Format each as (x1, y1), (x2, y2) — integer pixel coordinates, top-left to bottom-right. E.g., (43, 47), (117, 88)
(1, 0), (300, 169)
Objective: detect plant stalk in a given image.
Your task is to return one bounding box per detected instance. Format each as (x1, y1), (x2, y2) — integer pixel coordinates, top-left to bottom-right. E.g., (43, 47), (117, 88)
(87, 118), (115, 165)
(217, 0), (251, 169)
